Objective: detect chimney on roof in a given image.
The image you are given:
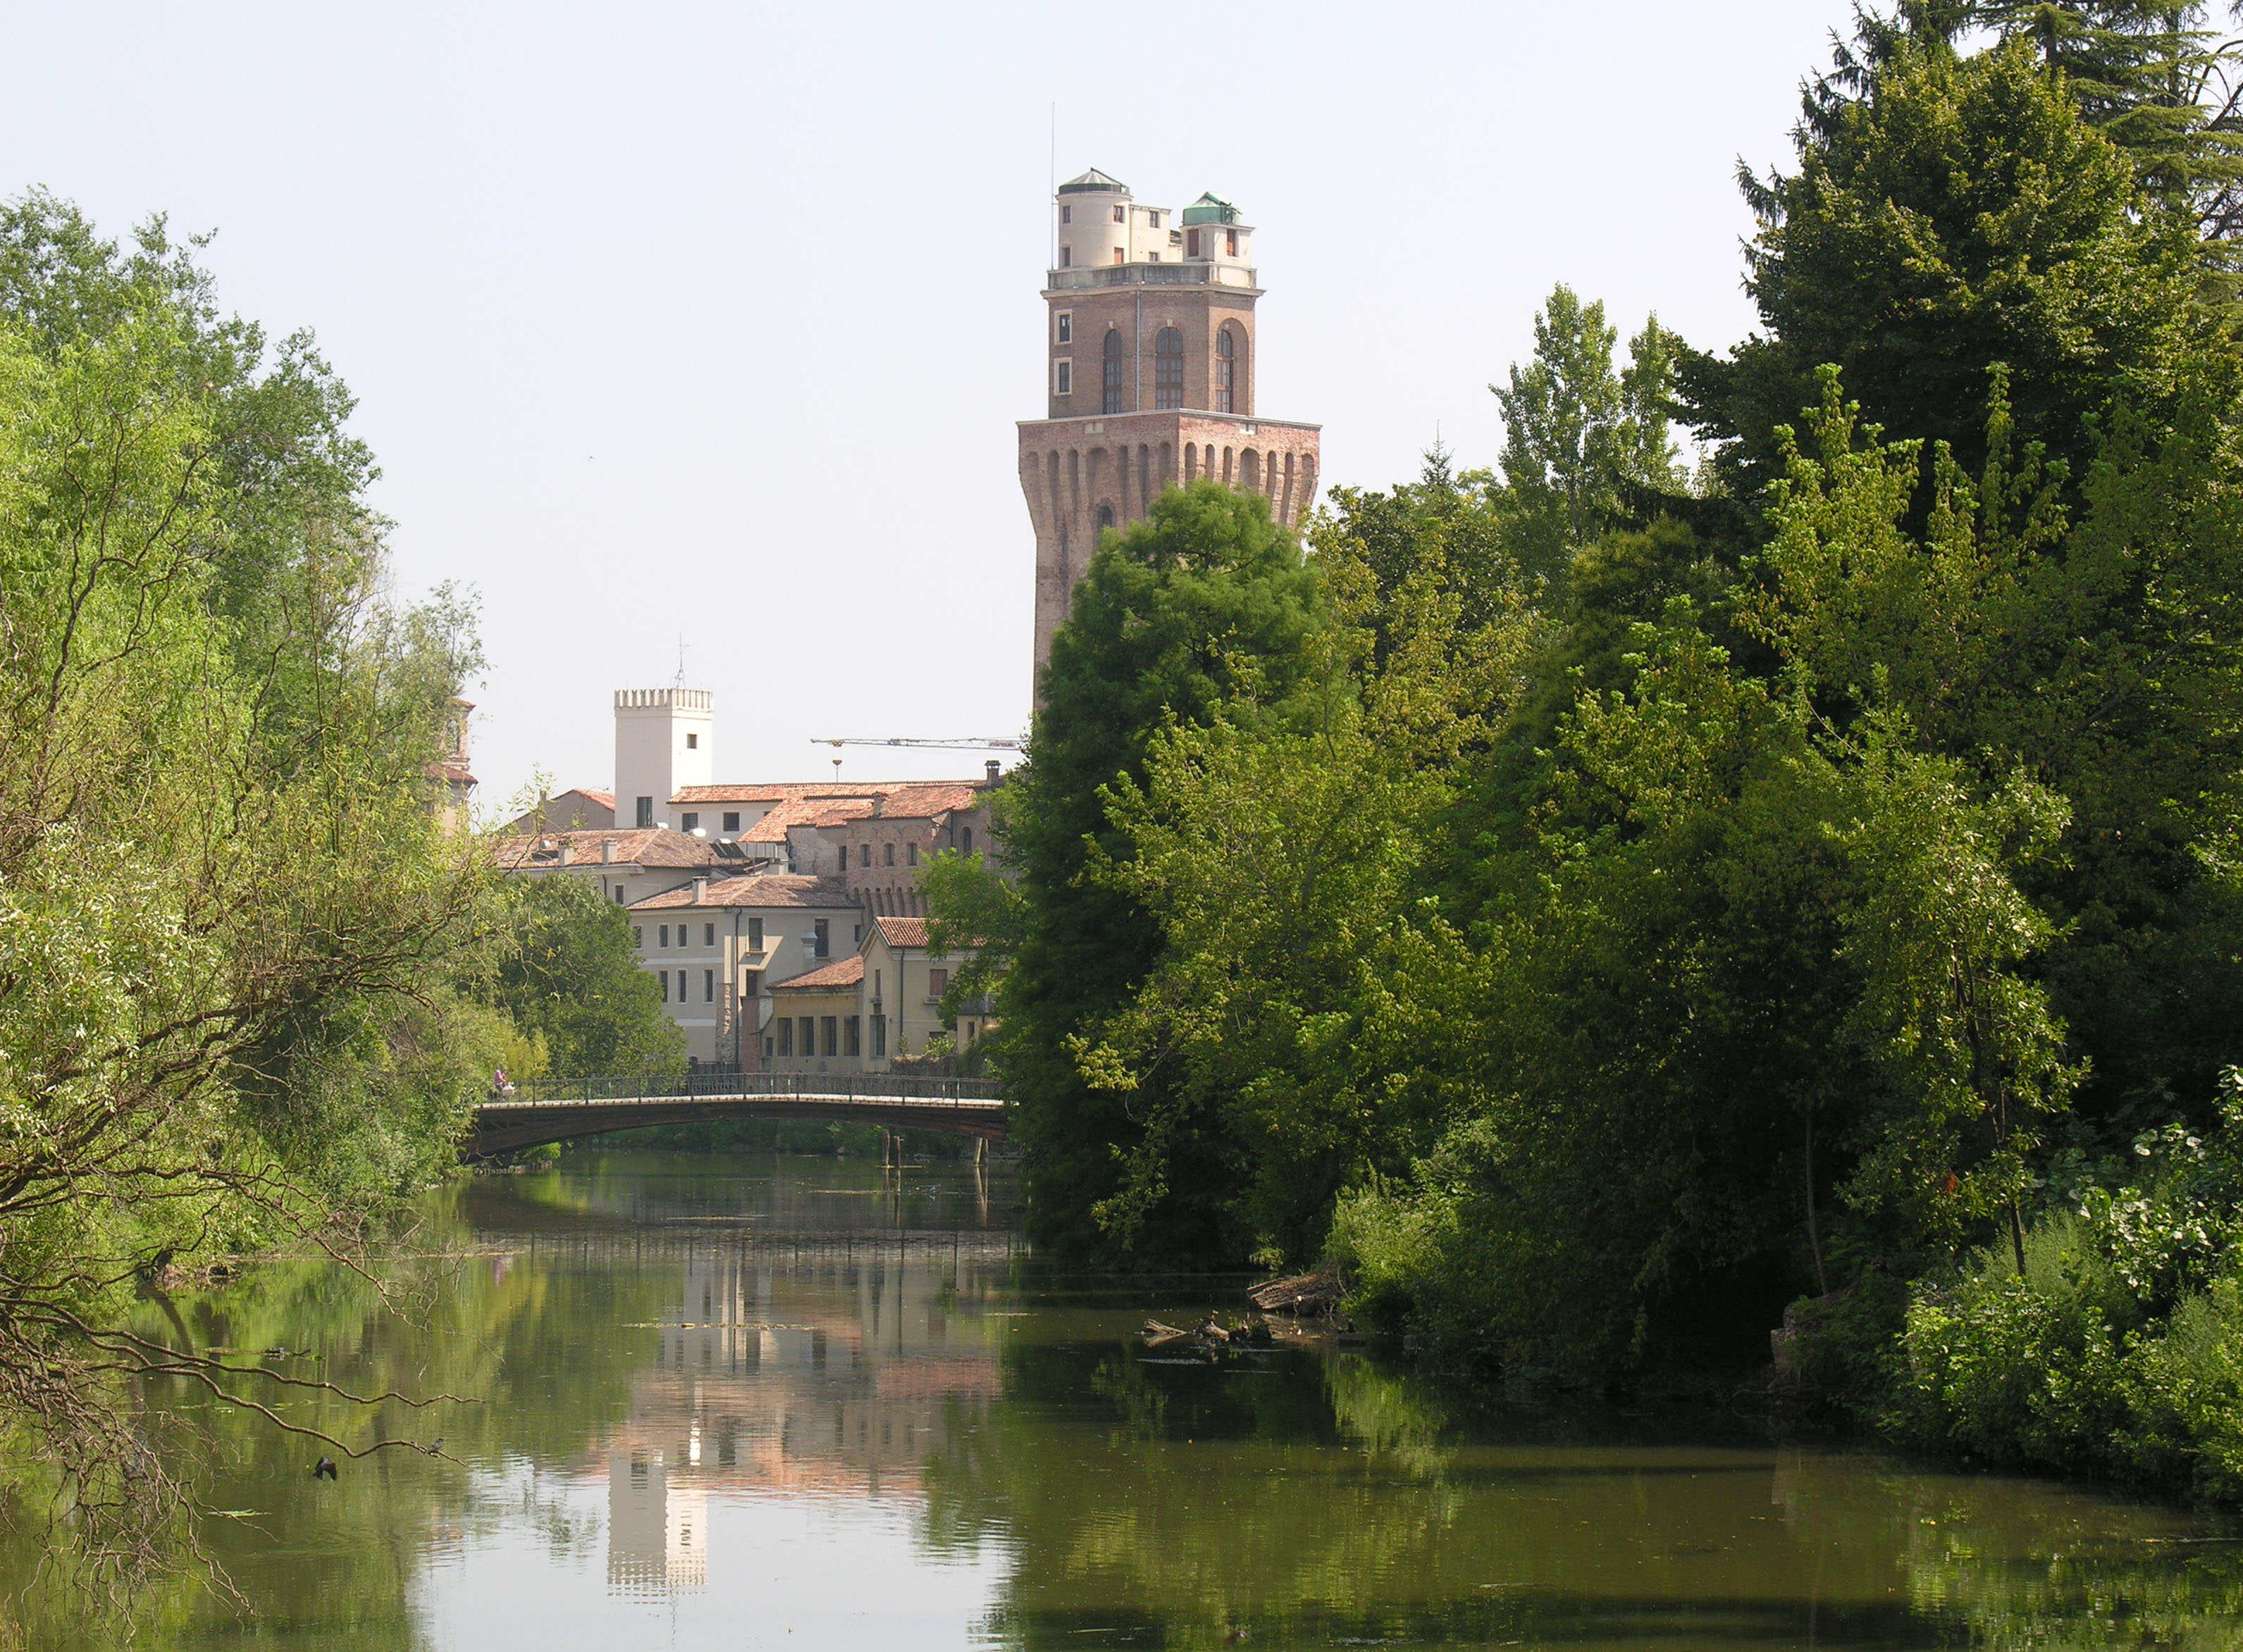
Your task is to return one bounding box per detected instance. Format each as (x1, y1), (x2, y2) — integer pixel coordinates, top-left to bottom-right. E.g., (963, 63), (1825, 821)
(986, 759), (1001, 784)
(557, 840), (571, 867)
(600, 839), (615, 864)
(692, 876), (707, 905)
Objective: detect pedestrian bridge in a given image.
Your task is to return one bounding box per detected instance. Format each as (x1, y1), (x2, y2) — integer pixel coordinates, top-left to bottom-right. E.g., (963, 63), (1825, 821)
(469, 1073), (1006, 1157)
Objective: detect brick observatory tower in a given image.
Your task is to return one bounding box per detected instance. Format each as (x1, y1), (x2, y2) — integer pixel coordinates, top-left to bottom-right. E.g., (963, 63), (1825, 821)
(1020, 168), (1321, 680)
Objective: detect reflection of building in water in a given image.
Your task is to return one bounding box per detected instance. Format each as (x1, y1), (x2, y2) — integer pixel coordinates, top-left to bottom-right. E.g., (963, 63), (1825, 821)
(606, 1449), (708, 1594)
(589, 1229), (1013, 1596)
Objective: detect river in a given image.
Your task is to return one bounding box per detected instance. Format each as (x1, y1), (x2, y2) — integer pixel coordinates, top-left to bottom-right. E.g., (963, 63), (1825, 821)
(41, 1150), (2243, 1649)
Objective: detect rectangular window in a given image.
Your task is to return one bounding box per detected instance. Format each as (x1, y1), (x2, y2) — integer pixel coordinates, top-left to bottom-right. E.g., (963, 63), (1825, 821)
(722, 812), (740, 833)
(853, 923), (863, 946)
(748, 917), (764, 950)
(677, 970), (687, 1001)
(928, 967), (949, 1001)
(614, 888), (625, 903)
(634, 927), (643, 947)
(884, 843), (894, 867)
(686, 733), (698, 749)
(1061, 204), (1070, 224)
(872, 1015), (886, 1058)
(1112, 204), (1124, 224)
(814, 919), (829, 957)
(1147, 251), (1159, 262)
(821, 1017), (837, 1056)
(1226, 228), (1238, 257)
(704, 969), (714, 1002)
(659, 924), (669, 948)
(1056, 312), (1071, 344)
(660, 971), (669, 1003)
(798, 1017), (815, 1055)
(636, 796), (653, 828)
(705, 923), (715, 945)
(845, 1017), (861, 1055)
(1187, 228), (1201, 258)
(681, 812), (698, 832)
(907, 843), (918, 867)
(778, 1019), (793, 1056)
(743, 970), (760, 1000)
(1060, 245), (1070, 268)
(1054, 359), (1072, 396)
(1112, 248), (1125, 265)
(1147, 211), (1159, 228)
(762, 1034), (773, 1060)
(860, 843), (871, 868)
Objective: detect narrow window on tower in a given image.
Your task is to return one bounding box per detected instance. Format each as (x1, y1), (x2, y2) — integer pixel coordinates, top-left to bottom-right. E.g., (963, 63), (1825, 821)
(1215, 325), (1237, 414)
(1154, 328), (1184, 409)
(1226, 228), (1238, 257)
(1055, 359), (1072, 396)
(1111, 248), (1124, 265)
(1187, 228), (1201, 258)
(686, 733), (698, 748)
(1056, 311), (1072, 344)
(1060, 245), (1071, 268)
(1061, 204), (1071, 223)
(1102, 329), (1124, 415)
(1112, 204), (1124, 223)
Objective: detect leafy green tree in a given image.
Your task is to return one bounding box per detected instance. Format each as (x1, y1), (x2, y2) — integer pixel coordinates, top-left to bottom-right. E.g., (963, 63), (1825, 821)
(0, 198), (494, 1582)
(495, 875), (686, 1079)
(1493, 287), (1684, 586)
(958, 480), (1323, 1263)
(1686, 32), (2204, 500)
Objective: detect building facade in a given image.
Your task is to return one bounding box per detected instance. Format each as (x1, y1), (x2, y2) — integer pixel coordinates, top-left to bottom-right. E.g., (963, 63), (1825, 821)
(1020, 170), (1322, 679)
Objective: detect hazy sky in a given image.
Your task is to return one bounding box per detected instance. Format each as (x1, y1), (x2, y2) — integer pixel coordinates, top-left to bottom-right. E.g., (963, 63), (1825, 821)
(7, 1), (1859, 809)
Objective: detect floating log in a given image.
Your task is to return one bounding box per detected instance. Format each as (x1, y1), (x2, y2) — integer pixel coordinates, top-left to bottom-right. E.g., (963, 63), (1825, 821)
(1141, 1319), (1190, 1348)
(1249, 1265), (1344, 1317)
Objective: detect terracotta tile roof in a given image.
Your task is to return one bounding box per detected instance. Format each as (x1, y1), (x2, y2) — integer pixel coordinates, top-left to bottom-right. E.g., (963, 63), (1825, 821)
(671, 781), (927, 805)
(770, 955), (865, 991)
(739, 797), (877, 843)
(669, 779), (994, 812)
(626, 875), (859, 912)
(875, 916), (929, 948)
(867, 784), (984, 821)
(581, 790), (615, 809)
(493, 828), (743, 870)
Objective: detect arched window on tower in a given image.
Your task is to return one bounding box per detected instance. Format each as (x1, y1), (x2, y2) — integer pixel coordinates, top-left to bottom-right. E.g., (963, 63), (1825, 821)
(1102, 329), (1124, 415)
(1214, 325), (1238, 414)
(1154, 327), (1184, 409)
(1096, 502), (1116, 535)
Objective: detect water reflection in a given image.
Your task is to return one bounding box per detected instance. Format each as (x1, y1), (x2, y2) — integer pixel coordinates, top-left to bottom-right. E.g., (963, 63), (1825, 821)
(11, 1153), (2240, 1651)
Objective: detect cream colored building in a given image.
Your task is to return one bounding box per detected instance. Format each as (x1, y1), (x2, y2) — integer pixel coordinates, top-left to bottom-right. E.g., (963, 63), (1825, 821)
(627, 874), (865, 1069)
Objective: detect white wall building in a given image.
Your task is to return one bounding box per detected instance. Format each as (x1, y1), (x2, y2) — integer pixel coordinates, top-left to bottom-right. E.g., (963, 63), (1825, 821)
(614, 688), (714, 831)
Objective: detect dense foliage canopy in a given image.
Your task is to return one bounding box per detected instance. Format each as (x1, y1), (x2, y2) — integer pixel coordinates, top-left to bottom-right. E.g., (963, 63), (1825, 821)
(933, 1), (2243, 1500)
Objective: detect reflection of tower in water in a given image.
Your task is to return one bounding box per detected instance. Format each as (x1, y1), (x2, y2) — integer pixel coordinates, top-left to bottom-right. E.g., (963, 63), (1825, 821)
(606, 1451), (707, 1594)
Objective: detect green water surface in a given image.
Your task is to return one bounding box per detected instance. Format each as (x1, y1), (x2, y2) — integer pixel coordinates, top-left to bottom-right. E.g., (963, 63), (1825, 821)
(34, 1151), (2243, 1649)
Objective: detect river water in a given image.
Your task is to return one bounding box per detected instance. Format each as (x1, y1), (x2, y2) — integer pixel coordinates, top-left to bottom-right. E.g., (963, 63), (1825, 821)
(54, 1150), (2243, 1649)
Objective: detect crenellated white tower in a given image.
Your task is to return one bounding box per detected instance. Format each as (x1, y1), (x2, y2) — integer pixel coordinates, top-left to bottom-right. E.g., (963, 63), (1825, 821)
(614, 688), (712, 831)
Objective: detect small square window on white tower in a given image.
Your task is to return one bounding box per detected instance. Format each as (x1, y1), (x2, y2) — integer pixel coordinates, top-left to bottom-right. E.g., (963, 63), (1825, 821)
(1055, 359), (1072, 395)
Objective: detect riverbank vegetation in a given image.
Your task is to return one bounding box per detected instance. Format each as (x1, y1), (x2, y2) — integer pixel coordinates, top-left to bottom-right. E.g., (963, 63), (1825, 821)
(936, 2), (2243, 1503)
(0, 194), (519, 1591)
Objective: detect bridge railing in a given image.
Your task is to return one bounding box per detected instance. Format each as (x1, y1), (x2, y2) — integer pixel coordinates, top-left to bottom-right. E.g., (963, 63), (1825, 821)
(493, 1072), (1003, 1108)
